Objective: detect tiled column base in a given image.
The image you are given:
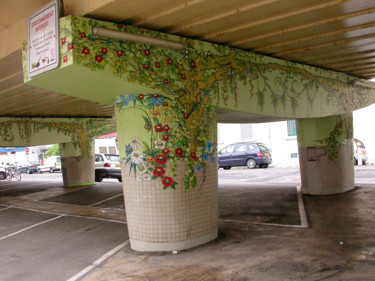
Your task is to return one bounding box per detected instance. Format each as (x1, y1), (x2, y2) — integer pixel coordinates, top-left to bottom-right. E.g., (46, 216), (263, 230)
(298, 143), (354, 195)
(61, 156), (95, 187)
(130, 232), (217, 252)
(122, 161), (218, 252)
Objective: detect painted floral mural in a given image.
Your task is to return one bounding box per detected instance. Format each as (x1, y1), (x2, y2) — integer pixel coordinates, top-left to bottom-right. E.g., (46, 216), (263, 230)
(23, 16), (375, 189)
(114, 93), (216, 190)
(0, 118), (116, 157)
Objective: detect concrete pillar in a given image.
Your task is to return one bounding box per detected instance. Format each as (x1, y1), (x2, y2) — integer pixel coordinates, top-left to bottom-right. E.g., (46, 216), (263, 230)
(115, 93), (218, 251)
(60, 141), (95, 187)
(297, 114), (354, 195)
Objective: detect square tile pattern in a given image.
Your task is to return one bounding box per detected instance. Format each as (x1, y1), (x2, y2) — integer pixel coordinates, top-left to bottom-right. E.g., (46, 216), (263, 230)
(122, 161), (218, 243)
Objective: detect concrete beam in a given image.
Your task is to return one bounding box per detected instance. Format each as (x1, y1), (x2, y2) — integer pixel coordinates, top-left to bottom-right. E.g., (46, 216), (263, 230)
(0, 0), (119, 61)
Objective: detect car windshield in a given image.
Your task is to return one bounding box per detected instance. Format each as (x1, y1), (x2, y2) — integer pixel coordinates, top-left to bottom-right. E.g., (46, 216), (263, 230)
(105, 155), (120, 162)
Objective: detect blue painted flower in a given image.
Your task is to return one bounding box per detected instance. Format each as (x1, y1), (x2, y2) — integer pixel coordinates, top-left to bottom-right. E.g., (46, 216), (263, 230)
(155, 97), (164, 105)
(151, 97), (158, 104)
(127, 94), (136, 101)
(202, 153), (208, 160)
(120, 95), (128, 106)
(210, 155), (215, 163)
(206, 141), (212, 152)
(197, 166), (201, 171)
(125, 144), (133, 155)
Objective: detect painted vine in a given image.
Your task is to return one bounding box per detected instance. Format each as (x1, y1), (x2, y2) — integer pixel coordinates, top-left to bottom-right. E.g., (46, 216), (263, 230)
(0, 119), (116, 157)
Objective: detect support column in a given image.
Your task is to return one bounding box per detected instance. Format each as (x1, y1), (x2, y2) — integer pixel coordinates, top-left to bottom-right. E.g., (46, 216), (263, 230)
(60, 141), (95, 187)
(115, 93), (218, 252)
(297, 114), (354, 195)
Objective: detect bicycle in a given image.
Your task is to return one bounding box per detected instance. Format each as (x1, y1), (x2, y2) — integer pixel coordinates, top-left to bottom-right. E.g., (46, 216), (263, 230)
(5, 163), (21, 181)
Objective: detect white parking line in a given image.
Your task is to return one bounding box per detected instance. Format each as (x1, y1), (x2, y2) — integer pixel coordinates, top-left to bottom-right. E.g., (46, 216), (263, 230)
(3, 205), (127, 224)
(0, 215), (63, 241)
(66, 240), (129, 281)
(89, 194), (123, 207)
(296, 185), (309, 228)
(0, 206), (13, 212)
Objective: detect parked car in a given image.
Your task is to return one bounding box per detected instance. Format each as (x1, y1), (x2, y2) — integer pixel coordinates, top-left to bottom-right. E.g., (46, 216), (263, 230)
(218, 142), (272, 169)
(38, 156), (61, 173)
(354, 138), (368, 165)
(0, 163), (6, 180)
(95, 153), (122, 182)
(18, 163), (40, 174)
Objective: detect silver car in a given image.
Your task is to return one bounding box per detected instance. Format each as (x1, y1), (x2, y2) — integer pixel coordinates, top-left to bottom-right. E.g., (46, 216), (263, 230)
(94, 153), (122, 182)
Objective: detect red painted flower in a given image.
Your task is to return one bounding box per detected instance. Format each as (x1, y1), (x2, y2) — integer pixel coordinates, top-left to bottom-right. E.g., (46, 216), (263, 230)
(167, 58), (173, 65)
(154, 124), (163, 132)
(116, 50), (124, 57)
(153, 166), (166, 177)
(181, 74), (186, 80)
(191, 152), (198, 161)
(164, 79), (169, 85)
(95, 55), (103, 63)
(152, 94), (159, 98)
(162, 177), (173, 188)
(162, 148), (170, 155)
(138, 94), (144, 100)
(63, 55), (68, 63)
(155, 62), (161, 68)
(162, 101), (168, 107)
(163, 125), (170, 132)
(82, 48), (90, 55)
(155, 155), (167, 165)
(143, 49), (151, 56)
(61, 37), (66, 45)
(143, 64), (150, 70)
(68, 43), (74, 51)
(101, 48), (108, 54)
(183, 114), (189, 119)
(162, 135), (169, 141)
(190, 61), (196, 68)
(175, 148), (183, 157)
(80, 32), (87, 39)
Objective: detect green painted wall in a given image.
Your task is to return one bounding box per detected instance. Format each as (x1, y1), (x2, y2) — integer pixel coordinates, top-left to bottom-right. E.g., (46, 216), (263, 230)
(24, 16), (375, 120)
(0, 117), (116, 157)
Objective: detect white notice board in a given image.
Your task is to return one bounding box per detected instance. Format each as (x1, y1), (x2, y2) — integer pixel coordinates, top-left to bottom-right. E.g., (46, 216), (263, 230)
(28, 0), (59, 78)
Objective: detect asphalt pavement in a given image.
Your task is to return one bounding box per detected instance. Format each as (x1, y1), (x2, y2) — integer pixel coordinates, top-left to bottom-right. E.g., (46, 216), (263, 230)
(1, 166), (375, 280)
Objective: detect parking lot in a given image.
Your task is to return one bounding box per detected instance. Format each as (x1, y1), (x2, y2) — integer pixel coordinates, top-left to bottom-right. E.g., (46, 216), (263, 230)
(1, 166), (375, 280)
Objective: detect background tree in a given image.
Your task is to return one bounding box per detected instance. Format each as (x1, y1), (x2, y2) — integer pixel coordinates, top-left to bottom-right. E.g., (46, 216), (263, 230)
(46, 144), (60, 157)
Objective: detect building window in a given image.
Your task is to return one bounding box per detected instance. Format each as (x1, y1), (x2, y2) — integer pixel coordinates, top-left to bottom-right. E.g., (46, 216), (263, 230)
(287, 120), (297, 136)
(240, 124), (252, 140)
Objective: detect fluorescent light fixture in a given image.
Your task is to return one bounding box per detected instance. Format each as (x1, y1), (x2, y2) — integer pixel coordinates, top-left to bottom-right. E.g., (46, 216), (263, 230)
(92, 26), (187, 52)
(355, 80), (375, 89)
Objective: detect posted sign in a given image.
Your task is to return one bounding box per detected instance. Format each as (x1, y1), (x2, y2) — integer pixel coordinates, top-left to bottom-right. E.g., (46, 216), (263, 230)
(28, 0), (59, 78)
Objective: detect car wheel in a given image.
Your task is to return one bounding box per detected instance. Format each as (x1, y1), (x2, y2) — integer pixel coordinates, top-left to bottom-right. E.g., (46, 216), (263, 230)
(0, 172), (6, 180)
(223, 166), (231, 170)
(118, 177), (122, 182)
(246, 159), (256, 169)
(95, 170), (103, 182)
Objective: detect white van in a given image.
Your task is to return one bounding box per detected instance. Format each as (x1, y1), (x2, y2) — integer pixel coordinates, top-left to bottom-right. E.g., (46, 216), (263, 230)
(38, 156), (61, 173)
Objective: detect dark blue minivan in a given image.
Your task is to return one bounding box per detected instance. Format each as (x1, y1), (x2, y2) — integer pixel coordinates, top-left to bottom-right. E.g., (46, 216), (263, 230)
(218, 142), (272, 169)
